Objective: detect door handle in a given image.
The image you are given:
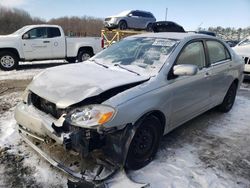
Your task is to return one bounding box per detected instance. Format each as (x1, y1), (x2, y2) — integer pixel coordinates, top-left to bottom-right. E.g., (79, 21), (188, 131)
(43, 41), (50, 43)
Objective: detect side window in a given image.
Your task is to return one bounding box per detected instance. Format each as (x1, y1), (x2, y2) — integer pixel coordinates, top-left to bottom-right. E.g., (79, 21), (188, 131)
(132, 11), (140, 17)
(176, 42), (205, 69)
(25, 27), (47, 39)
(206, 40), (231, 64)
(48, 27), (61, 38)
(146, 13), (154, 18)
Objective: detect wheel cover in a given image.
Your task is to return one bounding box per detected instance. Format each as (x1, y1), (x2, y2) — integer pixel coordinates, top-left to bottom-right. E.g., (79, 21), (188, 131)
(132, 127), (154, 158)
(0, 55), (15, 68)
(119, 22), (127, 30)
(225, 87), (235, 109)
(81, 53), (91, 62)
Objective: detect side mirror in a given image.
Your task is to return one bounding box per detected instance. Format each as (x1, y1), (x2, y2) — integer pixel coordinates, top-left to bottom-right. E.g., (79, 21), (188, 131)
(173, 64), (198, 76)
(22, 33), (30, 39)
(128, 13), (133, 17)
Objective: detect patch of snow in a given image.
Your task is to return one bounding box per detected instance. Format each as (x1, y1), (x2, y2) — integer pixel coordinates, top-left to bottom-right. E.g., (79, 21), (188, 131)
(0, 69), (42, 80)
(0, 60), (66, 80)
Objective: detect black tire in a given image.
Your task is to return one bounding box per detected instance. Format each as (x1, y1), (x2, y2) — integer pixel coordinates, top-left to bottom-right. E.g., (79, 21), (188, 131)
(217, 82), (237, 113)
(118, 20), (127, 30)
(0, 51), (18, 71)
(126, 115), (161, 170)
(146, 23), (153, 32)
(77, 49), (93, 62)
(66, 57), (76, 63)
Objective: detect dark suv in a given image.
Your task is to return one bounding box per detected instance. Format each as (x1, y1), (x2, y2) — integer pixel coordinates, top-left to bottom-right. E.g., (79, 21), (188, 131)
(152, 21), (185, 33)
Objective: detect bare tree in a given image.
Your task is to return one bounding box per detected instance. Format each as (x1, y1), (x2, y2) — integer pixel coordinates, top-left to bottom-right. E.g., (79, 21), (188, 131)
(0, 6), (45, 34)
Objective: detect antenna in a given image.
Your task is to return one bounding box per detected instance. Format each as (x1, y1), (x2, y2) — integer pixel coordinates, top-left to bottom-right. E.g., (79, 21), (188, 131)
(165, 8), (168, 21)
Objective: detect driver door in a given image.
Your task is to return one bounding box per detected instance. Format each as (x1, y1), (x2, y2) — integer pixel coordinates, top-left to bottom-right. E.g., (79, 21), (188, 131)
(169, 41), (212, 128)
(22, 27), (53, 60)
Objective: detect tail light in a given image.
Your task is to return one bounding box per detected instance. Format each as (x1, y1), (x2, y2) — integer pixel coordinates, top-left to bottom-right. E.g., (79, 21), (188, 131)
(101, 38), (104, 49)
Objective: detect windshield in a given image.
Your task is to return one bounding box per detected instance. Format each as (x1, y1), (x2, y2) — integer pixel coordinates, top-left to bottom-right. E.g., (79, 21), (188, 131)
(93, 37), (179, 76)
(238, 38), (250, 46)
(116, 10), (131, 17)
(12, 26), (30, 35)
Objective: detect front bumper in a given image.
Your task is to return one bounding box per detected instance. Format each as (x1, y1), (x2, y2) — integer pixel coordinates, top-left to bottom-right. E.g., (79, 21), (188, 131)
(104, 22), (118, 29)
(15, 102), (64, 144)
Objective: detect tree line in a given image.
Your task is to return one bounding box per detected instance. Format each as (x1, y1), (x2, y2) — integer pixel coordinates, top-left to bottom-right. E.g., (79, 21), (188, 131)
(199, 26), (250, 41)
(0, 6), (249, 40)
(0, 6), (103, 37)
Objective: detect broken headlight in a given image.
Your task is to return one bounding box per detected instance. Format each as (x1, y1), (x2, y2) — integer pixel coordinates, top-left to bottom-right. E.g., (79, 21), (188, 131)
(66, 105), (116, 128)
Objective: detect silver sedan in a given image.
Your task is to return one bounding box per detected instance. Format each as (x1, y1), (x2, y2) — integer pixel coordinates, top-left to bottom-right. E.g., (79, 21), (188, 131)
(15, 32), (244, 183)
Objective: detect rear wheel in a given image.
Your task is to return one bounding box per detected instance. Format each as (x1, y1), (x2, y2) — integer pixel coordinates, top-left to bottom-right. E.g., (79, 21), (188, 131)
(217, 82), (237, 112)
(77, 49), (93, 62)
(0, 51), (18, 71)
(126, 115), (161, 170)
(118, 20), (127, 30)
(146, 23), (153, 32)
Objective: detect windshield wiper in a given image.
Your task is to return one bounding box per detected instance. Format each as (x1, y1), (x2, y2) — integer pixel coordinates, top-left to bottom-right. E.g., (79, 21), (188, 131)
(114, 64), (140, 76)
(89, 59), (109, 68)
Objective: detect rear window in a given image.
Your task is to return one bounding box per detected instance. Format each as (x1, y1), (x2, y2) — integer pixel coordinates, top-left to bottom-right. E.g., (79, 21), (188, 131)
(48, 27), (61, 38)
(206, 40), (231, 64)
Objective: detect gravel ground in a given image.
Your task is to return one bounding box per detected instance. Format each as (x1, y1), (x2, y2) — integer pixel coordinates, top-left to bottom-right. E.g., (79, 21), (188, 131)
(0, 66), (249, 188)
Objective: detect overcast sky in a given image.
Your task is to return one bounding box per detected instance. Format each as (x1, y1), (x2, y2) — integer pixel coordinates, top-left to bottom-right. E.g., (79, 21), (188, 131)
(0, 0), (249, 30)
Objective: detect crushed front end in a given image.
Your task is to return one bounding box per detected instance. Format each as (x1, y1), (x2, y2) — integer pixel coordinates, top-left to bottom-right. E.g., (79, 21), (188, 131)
(14, 90), (138, 186)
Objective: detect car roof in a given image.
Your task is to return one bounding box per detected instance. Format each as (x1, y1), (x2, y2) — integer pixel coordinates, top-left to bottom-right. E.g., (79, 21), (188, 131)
(128, 32), (216, 40)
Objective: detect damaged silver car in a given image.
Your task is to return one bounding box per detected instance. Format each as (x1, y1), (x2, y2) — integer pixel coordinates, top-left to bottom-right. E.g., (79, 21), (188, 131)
(15, 32), (244, 186)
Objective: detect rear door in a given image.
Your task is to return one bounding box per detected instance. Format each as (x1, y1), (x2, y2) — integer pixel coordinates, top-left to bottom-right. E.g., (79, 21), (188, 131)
(22, 27), (53, 60)
(137, 12), (149, 29)
(48, 27), (66, 58)
(169, 40), (212, 127)
(205, 40), (233, 105)
(126, 11), (142, 29)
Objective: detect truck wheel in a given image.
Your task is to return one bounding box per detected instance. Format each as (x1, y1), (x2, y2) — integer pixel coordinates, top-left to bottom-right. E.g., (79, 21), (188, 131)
(126, 115), (161, 170)
(77, 49), (93, 62)
(118, 21), (127, 30)
(217, 82), (237, 112)
(0, 51), (18, 71)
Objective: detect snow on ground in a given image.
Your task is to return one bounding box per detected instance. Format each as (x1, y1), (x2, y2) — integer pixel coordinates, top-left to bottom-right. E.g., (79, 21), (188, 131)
(0, 68), (250, 187)
(128, 96), (250, 188)
(0, 60), (66, 80)
(0, 91), (67, 188)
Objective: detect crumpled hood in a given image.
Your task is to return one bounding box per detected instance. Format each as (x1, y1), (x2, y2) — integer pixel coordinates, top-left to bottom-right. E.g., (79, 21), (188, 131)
(28, 62), (149, 108)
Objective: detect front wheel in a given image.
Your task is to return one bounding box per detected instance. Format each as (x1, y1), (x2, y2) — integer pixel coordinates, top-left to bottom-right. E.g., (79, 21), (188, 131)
(217, 82), (237, 112)
(0, 51), (18, 71)
(125, 115), (161, 170)
(118, 21), (127, 30)
(77, 49), (93, 62)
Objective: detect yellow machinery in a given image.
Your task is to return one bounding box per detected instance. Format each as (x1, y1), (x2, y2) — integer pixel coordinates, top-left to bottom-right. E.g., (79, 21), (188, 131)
(101, 29), (147, 47)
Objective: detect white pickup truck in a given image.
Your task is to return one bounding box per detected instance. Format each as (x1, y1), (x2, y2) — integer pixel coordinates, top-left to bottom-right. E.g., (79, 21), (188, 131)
(0, 25), (103, 70)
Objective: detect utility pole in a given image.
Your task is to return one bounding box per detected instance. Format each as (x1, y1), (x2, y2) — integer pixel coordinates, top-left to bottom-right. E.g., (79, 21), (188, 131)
(165, 8), (168, 21)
